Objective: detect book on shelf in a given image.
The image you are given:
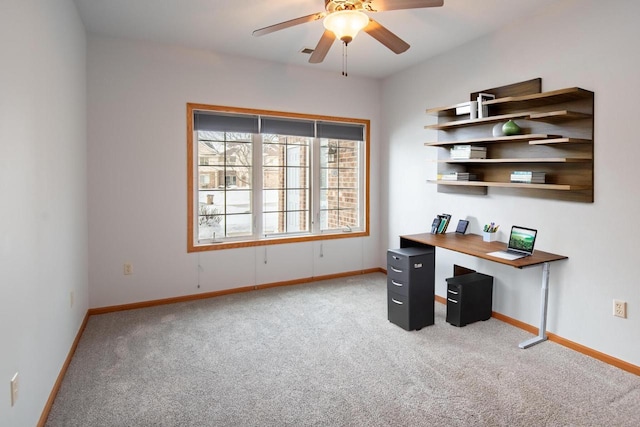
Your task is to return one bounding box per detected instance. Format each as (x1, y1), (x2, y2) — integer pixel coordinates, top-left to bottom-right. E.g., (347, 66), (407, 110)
(439, 172), (477, 181)
(450, 145), (487, 160)
(510, 171), (546, 183)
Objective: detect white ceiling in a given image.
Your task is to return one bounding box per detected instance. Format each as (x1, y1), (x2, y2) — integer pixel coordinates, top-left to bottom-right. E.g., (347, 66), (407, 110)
(74, 0), (557, 79)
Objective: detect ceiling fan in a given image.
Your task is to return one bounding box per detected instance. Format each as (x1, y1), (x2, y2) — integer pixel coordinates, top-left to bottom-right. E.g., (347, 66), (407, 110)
(253, 0), (444, 72)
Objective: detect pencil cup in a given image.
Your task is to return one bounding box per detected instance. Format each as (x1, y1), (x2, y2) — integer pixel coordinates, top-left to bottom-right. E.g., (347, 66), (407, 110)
(483, 231), (497, 242)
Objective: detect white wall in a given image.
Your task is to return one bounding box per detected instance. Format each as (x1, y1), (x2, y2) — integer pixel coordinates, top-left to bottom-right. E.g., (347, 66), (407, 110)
(86, 37), (381, 308)
(382, 0), (640, 366)
(0, 0), (88, 425)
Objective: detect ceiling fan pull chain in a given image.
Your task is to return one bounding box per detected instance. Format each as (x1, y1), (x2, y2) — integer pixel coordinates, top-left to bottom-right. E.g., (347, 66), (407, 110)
(342, 42), (348, 77)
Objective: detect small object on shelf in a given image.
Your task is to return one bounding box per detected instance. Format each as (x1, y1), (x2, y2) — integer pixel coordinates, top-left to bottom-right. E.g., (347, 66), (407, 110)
(469, 101), (478, 119)
(455, 102), (471, 116)
(492, 123), (505, 137)
(476, 93), (496, 118)
(502, 119), (522, 136)
(440, 172), (477, 181)
(511, 171), (546, 183)
(450, 145), (486, 160)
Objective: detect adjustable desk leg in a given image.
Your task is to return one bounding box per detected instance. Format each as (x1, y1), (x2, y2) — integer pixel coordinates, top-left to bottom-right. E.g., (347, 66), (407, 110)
(519, 262), (550, 349)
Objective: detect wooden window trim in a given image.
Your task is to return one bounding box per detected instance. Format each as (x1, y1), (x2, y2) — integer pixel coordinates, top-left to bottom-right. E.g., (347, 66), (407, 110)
(186, 103), (370, 253)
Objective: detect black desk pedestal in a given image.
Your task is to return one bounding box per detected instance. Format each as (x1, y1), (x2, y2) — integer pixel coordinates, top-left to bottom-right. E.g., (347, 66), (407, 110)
(446, 272), (493, 327)
(387, 247), (435, 331)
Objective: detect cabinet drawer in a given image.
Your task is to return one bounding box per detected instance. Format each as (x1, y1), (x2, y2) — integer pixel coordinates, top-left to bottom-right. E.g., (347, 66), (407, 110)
(387, 291), (410, 330)
(386, 263), (408, 282)
(387, 276), (409, 296)
(447, 286), (461, 301)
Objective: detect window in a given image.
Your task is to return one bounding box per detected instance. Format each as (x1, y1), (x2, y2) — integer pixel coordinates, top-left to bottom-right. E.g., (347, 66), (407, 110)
(187, 104), (369, 252)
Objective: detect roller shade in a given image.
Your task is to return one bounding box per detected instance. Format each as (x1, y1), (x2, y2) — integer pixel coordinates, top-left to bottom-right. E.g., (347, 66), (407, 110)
(317, 122), (364, 141)
(194, 112), (259, 133)
(260, 117), (315, 137)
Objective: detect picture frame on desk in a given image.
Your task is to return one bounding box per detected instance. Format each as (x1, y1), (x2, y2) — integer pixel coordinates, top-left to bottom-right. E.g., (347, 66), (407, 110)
(455, 220), (469, 234)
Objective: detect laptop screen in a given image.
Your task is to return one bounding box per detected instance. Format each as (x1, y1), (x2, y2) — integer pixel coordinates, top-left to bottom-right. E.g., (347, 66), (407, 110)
(508, 226), (537, 254)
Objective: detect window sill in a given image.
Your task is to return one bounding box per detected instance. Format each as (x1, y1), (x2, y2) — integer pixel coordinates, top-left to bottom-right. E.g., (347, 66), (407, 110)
(188, 230), (369, 252)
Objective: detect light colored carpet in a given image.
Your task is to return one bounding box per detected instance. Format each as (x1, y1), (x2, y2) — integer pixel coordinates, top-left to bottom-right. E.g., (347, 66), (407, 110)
(46, 273), (639, 426)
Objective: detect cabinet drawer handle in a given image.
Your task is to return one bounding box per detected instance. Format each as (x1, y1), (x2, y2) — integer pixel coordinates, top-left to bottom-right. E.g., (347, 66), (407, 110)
(447, 298), (458, 304)
(391, 280), (403, 287)
(391, 298), (404, 305)
(390, 266), (402, 273)
(392, 255), (400, 260)
(448, 289), (459, 295)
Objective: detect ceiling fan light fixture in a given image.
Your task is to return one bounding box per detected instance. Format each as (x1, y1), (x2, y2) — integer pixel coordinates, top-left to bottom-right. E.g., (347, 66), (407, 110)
(323, 10), (369, 44)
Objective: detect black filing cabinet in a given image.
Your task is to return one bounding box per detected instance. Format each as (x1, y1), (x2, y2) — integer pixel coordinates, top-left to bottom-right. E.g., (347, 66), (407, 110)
(445, 272), (493, 327)
(387, 247), (435, 331)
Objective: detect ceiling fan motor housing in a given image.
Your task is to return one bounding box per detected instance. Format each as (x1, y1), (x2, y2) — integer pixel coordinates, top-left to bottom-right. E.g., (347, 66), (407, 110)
(325, 0), (375, 13)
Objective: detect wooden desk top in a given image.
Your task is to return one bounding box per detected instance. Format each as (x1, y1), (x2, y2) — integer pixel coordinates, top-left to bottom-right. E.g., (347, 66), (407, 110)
(400, 233), (568, 269)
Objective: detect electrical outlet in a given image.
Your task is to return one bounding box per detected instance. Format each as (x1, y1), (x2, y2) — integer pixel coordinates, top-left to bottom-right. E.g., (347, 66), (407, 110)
(613, 300), (627, 318)
(124, 263), (133, 275)
(10, 372), (18, 406)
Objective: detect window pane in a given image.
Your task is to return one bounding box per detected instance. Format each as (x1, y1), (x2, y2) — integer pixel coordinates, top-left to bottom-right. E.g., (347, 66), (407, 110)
(198, 210), (224, 240)
(198, 140), (225, 166)
(198, 190), (224, 207)
(226, 190), (252, 214)
(287, 189), (308, 211)
(226, 165), (252, 189)
(263, 167), (284, 190)
(320, 167), (338, 189)
(320, 189), (338, 210)
(226, 142), (252, 165)
(319, 138), (361, 231)
(320, 208), (358, 230)
(287, 211), (307, 233)
(338, 140), (358, 168)
(263, 189), (283, 213)
(263, 212), (282, 234)
(198, 166), (223, 189)
(226, 214), (252, 237)
(197, 130), (253, 240)
(262, 135), (310, 235)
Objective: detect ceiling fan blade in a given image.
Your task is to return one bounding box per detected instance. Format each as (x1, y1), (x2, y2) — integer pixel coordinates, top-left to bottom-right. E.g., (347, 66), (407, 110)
(366, 0), (444, 12)
(309, 30), (336, 64)
(253, 12), (326, 37)
(363, 19), (410, 54)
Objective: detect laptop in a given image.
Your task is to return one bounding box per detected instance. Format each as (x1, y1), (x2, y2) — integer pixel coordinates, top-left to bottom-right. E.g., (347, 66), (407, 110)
(488, 226), (537, 260)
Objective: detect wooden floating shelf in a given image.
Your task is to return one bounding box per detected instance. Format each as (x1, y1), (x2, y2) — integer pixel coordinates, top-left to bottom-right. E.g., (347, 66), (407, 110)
(482, 87), (593, 109)
(439, 157), (592, 164)
(425, 133), (561, 147)
(426, 101), (471, 117)
(529, 137), (592, 145)
(426, 108), (593, 131)
(528, 110), (592, 122)
(425, 112), (533, 130)
(430, 180), (590, 191)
